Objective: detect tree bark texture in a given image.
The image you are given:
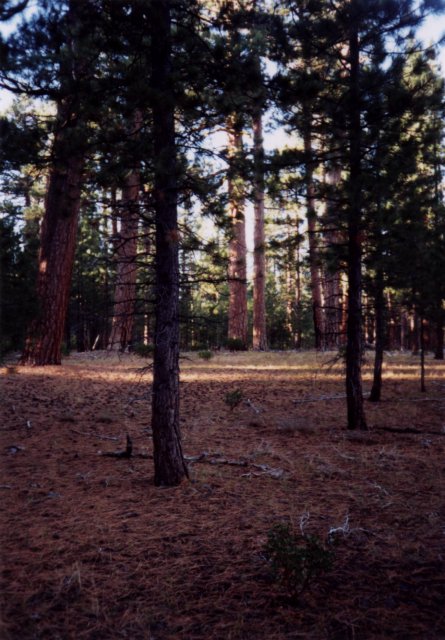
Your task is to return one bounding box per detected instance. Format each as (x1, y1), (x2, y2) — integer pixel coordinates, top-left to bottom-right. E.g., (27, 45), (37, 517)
(151, 0), (188, 487)
(20, 106), (84, 365)
(20, 0), (91, 365)
(323, 165), (343, 349)
(252, 110), (267, 350)
(303, 119), (324, 349)
(108, 112), (142, 352)
(107, 173), (139, 351)
(227, 121), (248, 348)
(345, 20), (367, 430)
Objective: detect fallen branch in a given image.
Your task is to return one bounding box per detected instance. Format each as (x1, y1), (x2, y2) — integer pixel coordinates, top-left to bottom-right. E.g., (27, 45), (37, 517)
(185, 453), (285, 478)
(244, 399), (262, 414)
(70, 429), (119, 441)
(185, 452), (248, 467)
(101, 435), (133, 458)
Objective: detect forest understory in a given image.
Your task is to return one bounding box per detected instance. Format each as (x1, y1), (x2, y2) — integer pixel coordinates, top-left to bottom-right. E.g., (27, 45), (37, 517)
(1, 351), (444, 640)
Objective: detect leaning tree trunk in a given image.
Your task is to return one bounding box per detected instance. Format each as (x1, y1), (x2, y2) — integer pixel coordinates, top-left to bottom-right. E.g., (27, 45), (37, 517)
(345, 21), (367, 430)
(151, 0), (188, 487)
(227, 118), (248, 348)
(252, 109), (267, 350)
(21, 107), (84, 365)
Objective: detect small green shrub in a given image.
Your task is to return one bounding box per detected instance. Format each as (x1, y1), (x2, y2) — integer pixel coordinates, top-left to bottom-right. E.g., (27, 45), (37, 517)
(224, 388), (243, 410)
(133, 343), (154, 358)
(226, 338), (247, 351)
(61, 343), (71, 356)
(264, 523), (334, 599)
(197, 350), (213, 360)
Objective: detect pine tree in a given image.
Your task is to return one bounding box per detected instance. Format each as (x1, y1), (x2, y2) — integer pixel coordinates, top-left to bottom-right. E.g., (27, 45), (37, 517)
(14, 0), (98, 365)
(150, 0), (188, 486)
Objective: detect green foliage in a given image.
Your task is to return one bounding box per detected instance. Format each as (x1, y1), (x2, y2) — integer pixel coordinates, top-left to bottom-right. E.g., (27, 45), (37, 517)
(0, 208), (39, 354)
(133, 343), (154, 358)
(224, 388), (243, 410)
(264, 523), (334, 600)
(197, 350), (213, 360)
(226, 338), (246, 351)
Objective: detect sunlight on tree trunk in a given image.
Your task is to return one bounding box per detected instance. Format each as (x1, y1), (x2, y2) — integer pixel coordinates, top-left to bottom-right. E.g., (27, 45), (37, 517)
(21, 108), (84, 365)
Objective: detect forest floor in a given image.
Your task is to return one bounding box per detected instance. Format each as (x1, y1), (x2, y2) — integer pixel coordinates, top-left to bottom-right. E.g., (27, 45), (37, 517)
(1, 350), (445, 640)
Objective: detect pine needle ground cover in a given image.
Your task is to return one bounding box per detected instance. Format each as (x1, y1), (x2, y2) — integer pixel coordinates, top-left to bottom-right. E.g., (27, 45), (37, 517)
(1, 351), (444, 639)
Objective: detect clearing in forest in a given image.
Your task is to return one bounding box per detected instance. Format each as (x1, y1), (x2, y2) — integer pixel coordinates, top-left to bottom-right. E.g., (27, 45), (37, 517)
(1, 351), (444, 639)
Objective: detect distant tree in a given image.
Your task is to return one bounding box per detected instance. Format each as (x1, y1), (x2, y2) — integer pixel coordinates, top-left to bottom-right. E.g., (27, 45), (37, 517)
(108, 111), (143, 352)
(227, 114), (249, 348)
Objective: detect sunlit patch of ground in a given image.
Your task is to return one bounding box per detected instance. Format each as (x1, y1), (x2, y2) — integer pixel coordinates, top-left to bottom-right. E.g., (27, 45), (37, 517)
(1, 350), (444, 639)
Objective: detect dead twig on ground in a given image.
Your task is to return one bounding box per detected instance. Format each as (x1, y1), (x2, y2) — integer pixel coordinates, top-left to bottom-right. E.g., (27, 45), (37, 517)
(70, 429), (120, 441)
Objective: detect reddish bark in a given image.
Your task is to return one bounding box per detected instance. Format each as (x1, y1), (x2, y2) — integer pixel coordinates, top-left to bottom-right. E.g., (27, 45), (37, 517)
(227, 122), (248, 348)
(21, 108), (84, 365)
(252, 111), (267, 350)
(20, 0), (90, 365)
(304, 126), (324, 349)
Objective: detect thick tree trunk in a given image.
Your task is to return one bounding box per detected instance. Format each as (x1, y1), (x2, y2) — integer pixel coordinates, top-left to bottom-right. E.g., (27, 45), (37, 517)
(252, 110), (267, 350)
(20, 0), (89, 365)
(151, 0), (188, 487)
(21, 116), (84, 365)
(304, 124), (324, 349)
(108, 174), (140, 351)
(227, 120), (248, 348)
(345, 22), (367, 430)
(369, 269), (385, 402)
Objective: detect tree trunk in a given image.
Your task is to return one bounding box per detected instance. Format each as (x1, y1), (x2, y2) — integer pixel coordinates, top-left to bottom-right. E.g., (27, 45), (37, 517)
(323, 165), (343, 349)
(252, 110), (267, 350)
(108, 112), (142, 352)
(420, 316), (426, 392)
(304, 122), (324, 349)
(369, 269), (385, 402)
(20, 0), (89, 366)
(108, 127), (141, 351)
(151, 0), (188, 487)
(227, 119), (248, 348)
(434, 317), (444, 359)
(345, 21), (367, 430)
(20, 114), (84, 365)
